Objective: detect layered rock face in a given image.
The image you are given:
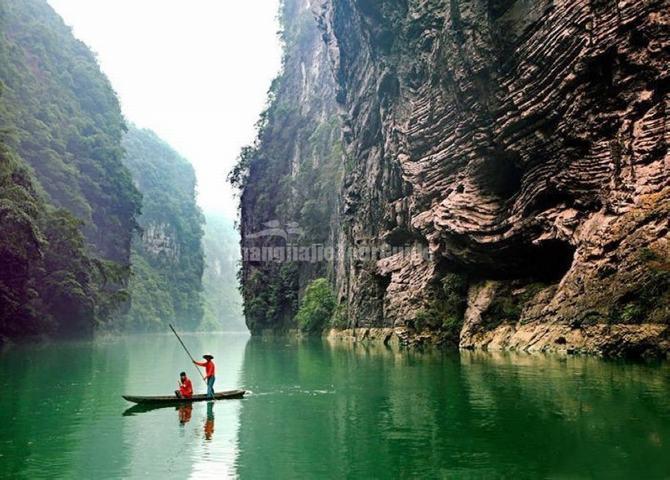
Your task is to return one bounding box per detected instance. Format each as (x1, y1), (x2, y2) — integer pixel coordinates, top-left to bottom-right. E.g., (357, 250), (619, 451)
(322, 0), (670, 354)
(240, 0), (670, 356)
(141, 223), (181, 260)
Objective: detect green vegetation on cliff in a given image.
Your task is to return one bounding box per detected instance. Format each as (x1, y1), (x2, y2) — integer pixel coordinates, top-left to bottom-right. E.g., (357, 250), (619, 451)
(0, 1), (232, 337)
(0, 0), (140, 338)
(121, 126), (204, 332)
(414, 273), (469, 342)
(0, 142), (132, 337)
(231, 0), (343, 334)
(296, 278), (336, 333)
(0, 0), (141, 263)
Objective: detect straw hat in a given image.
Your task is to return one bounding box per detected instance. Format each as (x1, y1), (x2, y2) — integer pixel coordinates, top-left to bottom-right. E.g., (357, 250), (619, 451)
(203, 353), (214, 359)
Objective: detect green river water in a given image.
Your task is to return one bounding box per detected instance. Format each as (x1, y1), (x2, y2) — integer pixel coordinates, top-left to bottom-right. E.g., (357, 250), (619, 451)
(1, 333), (669, 479)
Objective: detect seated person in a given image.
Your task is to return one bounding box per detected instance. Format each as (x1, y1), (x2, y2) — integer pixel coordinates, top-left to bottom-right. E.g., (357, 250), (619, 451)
(175, 371), (193, 398)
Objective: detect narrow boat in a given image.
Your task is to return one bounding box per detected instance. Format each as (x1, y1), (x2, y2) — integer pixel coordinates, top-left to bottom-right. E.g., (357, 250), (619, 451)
(122, 389), (246, 405)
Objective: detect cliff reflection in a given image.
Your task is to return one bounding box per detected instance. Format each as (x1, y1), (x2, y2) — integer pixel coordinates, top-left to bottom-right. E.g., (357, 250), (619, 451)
(236, 337), (670, 478)
(0, 339), (131, 478)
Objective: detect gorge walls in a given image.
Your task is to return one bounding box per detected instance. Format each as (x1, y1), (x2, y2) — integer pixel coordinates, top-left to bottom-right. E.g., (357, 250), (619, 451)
(0, 1), (208, 338)
(0, 0), (141, 337)
(238, 0), (670, 356)
(235, 0), (344, 333)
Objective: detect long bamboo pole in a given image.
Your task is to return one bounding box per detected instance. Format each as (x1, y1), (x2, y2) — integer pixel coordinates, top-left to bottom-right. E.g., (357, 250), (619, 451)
(169, 323), (206, 382)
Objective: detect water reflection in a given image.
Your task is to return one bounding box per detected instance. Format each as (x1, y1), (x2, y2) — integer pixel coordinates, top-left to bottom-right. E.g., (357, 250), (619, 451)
(0, 339), (132, 477)
(203, 402), (215, 440)
(178, 404), (193, 425)
(0, 333), (249, 479)
(122, 333), (247, 479)
(1, 334), (668, 478)
(236, 337), (670, 478)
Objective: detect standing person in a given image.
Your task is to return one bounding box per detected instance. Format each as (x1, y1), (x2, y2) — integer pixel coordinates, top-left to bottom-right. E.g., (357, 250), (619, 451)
(175, 371), (193, 399)
(194, 353), (215, 399)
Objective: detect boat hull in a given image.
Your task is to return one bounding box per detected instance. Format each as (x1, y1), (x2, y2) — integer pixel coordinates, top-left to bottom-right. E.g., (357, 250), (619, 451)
(122, 389), (245, 404)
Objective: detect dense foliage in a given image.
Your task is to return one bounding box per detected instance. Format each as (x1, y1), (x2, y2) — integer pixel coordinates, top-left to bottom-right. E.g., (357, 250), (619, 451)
(414, 273), (469, 340)
(121, 126), (205, 332)
(0, 0), (141, 263)
(0, 145), (128, 337)
(0, 0), (141, 338)
(244, 264), (299, 333)
(295, 278), (336, 333)
(0, 0), (245, 338)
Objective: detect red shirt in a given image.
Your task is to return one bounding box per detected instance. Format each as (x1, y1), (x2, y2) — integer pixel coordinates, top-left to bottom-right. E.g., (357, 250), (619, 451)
(179, 377), (193, 398)
(195, 360), (215, 378)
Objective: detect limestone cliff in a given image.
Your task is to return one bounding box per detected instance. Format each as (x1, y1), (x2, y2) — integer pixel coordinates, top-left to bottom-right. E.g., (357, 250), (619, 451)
(237, 0), (670, 357)
(234, 0), (343, 333)
(122, 126), (205, 331)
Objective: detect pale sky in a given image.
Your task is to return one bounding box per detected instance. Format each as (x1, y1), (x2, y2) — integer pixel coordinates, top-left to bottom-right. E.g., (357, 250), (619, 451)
(47, 0), (283, 219)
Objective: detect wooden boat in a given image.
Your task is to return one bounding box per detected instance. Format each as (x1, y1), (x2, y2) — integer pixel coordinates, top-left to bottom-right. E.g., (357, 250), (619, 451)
(122, 389), (246, 405)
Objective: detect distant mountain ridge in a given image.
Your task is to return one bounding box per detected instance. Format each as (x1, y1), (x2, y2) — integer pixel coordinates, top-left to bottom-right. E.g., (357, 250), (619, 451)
(201, 211), (245, 332)
(0, 0), (237, 338)
(0, 0), (140, 337)
(122, 125), (205, 332)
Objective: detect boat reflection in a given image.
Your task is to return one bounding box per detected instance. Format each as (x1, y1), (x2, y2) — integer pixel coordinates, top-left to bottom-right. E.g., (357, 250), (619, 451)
(119, 333), (248, 479)
(122, 403), (187, 417)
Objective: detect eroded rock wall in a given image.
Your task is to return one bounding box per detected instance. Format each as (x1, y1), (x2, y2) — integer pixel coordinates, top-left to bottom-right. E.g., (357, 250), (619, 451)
(319, 0), (670, 354)
(239, 0), (670, 355)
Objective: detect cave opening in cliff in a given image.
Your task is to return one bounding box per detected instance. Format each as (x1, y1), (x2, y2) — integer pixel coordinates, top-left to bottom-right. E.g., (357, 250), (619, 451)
(455, 238), (576, 283)
(488, 0), (517, 20)
(472, 152), (523, 200)
(526, 239), (576, 283)
(443, 241), (576, 286)
(523, 190), (573, 216)
(376, 272), (391, 296)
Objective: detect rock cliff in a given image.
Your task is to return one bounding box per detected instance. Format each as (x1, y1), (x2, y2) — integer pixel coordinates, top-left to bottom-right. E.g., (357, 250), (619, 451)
(237, 0), (670, 357)
(234, 0), (343, 333)
(122, 126), (205, 331)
